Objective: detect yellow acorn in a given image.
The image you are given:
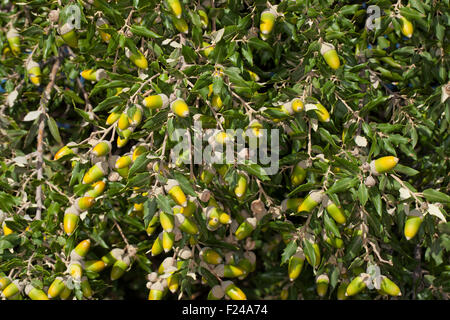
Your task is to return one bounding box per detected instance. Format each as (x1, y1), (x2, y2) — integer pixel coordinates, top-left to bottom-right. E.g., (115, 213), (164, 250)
(82, 161), (109, 184)
(151, 233), (164, 256)
(101, 248), (125, 267)
(117, 135), (129, 148)
(208, 84), (223, 109)
(71, 239), (91, 260)
(170, 98), (189, 118)
(200, 247), (223, 265)
(59, 23), (78, 48)
(288, 250), (305, 281)
(380, 276), (401, 296)
(115, 154), (132, 169)
(181, 199), (196, 217)
(0, 274), (11, 291)
(68, 261), (83, 280)
(106, 112), (121, 125)
(260, 10), (276, 38)
(234, 173), (248, 200)
(175, 213), (199, 235)
(166, 0), (182, 18)
(205, 207), (221, 231)
(198, 9), (209, 29)
(47, 277), (65, 299)
(165, 179), (187, 207)
(85, 180), (106, 198)
(222, 281), (246, 300)
(91, 141), (111, 157)
(143, 93), (169, 109)
(80, 69), (106, 82)
(400, 16), (413, 38)
(125, 48), (148, 69)
(219, 211), (232, 225)
(159, 211), (175, 232)
(54, 144), (76, 160)
(214, 264), (246, 278)
(404, 215), (423, 240)
(320, 42), (340, 70)
(63, 206), (80, 236)
(281, 198), (304, 212)
(85, 260), (106, 273)
(316, 274), (329, 297)
(74, 196), (95, 212)
(323, 196), (346, 225)
(132, 145), (148, 161)
(297, 191), (323, 213)
(314, 103), (331, 122)
(172, 16), (188, 34)
(25, 284), (49, 300)
(235, 217), (257, 240)
(370, 156), (399, 175)
(27, 60), (42, 86)
(162, 231), (175, 252)
(346, 275), (366, 297)
(118, 112), (130, 130)
(291, 98), (304, 113)
(7, 28), (20, 55)
(2, 219), (13, 236)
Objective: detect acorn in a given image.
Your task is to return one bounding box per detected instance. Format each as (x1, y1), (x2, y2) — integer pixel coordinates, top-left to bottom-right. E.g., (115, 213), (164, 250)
(314, 103), (331, 122)
(0, 274), (11, 291)
(259, 9), (276, 39)
(68, 261), (84, 280)
(59, 23), (78, 48)
(63, 206), (80, 235)
(132, 145), (148, 161)
(170, 98), (190, 118)
(208, 84), (223, 109)
(80, 69), (107, 82)
(200, 247), (223, 265)
(117, 135), (129, 148)
(159, 211), (175, 232)
(59, 285), (72, 300)
(166, 0), (182, 18)
(291, 162), (307, 187)
(84, 260), (106, 273)
(80, 276), (92, 298)
(110, 255), (131, 280)
(101, 248), (125, 266)
(205, 206), (221, 231)
(74, 196), (95, 212)
(85, 180), (106, 198)
(323, 195), (346, 225)
(380, 276), (401, 296)
(198, 9), (209, 29)
(400, 16), (413, 38)
(337, 279), (349, 300)
(281, 198), (304, 212)
(143, 93), (169, 109)
(1, 280), (23, 299)
(316, 274), (329, 297)
(162, 231), (175, 252)
(214, 264), (246, 278)
(404, 215), (423, 240)
(106, 112), (121, 125)
(82, 162), (109, 184)
(370, 156), (398, 175)
(148, 281), (166, 300)
(305, 242), (321, 267)
(47, 277), (65, 299)
(7, 28), (20, 55)
(167, 273), (180, 293)
(221, 281), (246, 300)
(345, 275), (366, 296)
(96, 18), (111, 42)
(2, 219), (13, 236)
(146, 213), (160, 236)
(26, 60), (42, 86)
(207, 285), (224, 300)
(125, 47), (148, 69)
(175, 213), (199, 235)
(297, 191), (323, 213)
(71, 239), (91, 260)
(165, 179), (187, 207)
(291, 98), (304, 113)
(24, 284), (48, 300)
(235, 217), (257, 240)
(91, 141), (111, 157)
(234, 173), (248, 200)
(320, 42), (340, 70)
(151, 233), (164, 256)
(172, 16), (188, 34)
(181, 199), (196, 217)
(288, 249), (305, 281)
(54, 143), (76, 160)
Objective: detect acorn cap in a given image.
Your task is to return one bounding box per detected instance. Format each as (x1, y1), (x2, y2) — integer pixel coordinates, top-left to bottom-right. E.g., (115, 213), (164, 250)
(96, 18), (109, 27)
(26, 60), (40, 71)
(95, 69), (107, 81)
(178, 247), (192, 260)
(159, 93), (169, 108)
(150, 281), (165, 292)
(292, 248), (306, 260)
(243, 251), (256, 265)
(7, 28), (19, 39)
(221, 280), (234, 291)
(59, 22), (75, 36)
(65, 205), (80, 216)
(309, 190), (324, 204)
(316, 274), (330, 283)
(210, 285), (225, 299)
(213, 264), (226, 277)
(320, 42), (336, 56)
(245, 217), (258, 229)
(369, 160), (379, 176)
(147, 272), (158, 282)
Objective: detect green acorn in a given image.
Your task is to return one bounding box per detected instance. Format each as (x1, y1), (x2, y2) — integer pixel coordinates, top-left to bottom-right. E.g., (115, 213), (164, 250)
(316, 274), (329, 297)
(47, 277), (65, 299)
(80, 276), (92, 298)
(143, 93), (169, 109)
(111, 255), (131, 281)
(323, 196), (346, 225)
(91, 141), (111, 157)
(0, 274), (11, 290)
(214, 264), (246, 278)
(370, 156), (399, 175)
(175, 213), (199, 235)
(207, 285), (224, 300)
(151, 233), (164, 256)
(346, 275), (367, 297)
(162, 231), (175, 252)
(125, 47), (148, 69)
(85, 180), (106, 198)
(84, 260), (106, 273)
(337, 279), (349, 300)
(1, 280), (23, 299)
(82, 162), (109, 184)
(235, 217), (257, 240)
(380, 276), (401, 296)
(63, 205), (80, 235)
(7, 28), (21, 55)
(404, 215), (423, 240)
(70, 239), (91, 260)
(288, 249), (305, 281)
(101, 248), (125, 267)
(291, 162), (307, 187)
(200, 247), (223, 265)
(221, 281), (246, 300)
(25, 284), (49, 300)
(297, 191), (323, 213)
(148, 281), (167, 300)
(59, 23), (78, 48)
(320, 41), (340, 70)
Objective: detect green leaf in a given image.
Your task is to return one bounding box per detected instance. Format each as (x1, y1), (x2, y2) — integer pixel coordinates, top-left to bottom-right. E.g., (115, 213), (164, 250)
(128, 153), (151, 177)
(326, 177), (358, 195)
(155, 194), (172, 215)
(93, 96), (124, 112)
(302, 240), (316, 268)
(324, 213), (341, 238)
(423, 189), (450, 204)
(129, 25), (162, 38)
(281, 241), (297, 266)
(47, 116), (62, 144)
(173, 172), (197, 197)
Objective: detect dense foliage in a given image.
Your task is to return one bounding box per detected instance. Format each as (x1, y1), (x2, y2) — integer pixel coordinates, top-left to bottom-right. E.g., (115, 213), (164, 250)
(0, 0), (449, 300)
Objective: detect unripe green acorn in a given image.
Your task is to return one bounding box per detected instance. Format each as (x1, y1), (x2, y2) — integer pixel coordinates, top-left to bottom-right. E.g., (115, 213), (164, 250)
(68, 261), (83, 280)
(82, 162), (109, 184)
(80, 276), (92, 298)
(101, 248), (125, 266)
(63, 206), (80, 235)
(0, 274), (11, 290)
(214, 264), (246, 278)
(380, 276), (401, 296)
(27, 60), (42, 86)
(54, 144), (75, 160)
(2, 280), (23, 299)
(234, 173), (248, 200)
(207, 285), (224, 300)
(181, 199), (196, 217)
(165, 179), (187, 207)
(148, 281), (166, 300)
(146, 213), (159, 236)
(167, 273), (180, 293)
(323, 196), (346, 225)
(288, 250), (305, 281)
(281, 198), (304, 212)
(370, 156), (399, 175)
(346, 275), (366, 297)
(170, 98), (190, 118)
(166, 0), (182, 18)
(25, 284), (49, 300)
(125, 48), (148, 69)
(106, 112), (121, 125)
(198, 9), (208, 29)
(320, 42), (340, 70)
(59, 23), (78, 48)
(316, 274), (330, 297)
(143, 93), (169, 109)
(111, 255), (131, 281)
(235, 217), (257, 240)
(74, 196), (95, 212)
(305, 242), (321, 267)
(175, 213), (199, 235)
(151, 233), (164, 256)
(297, 191), (323, 213)
(85, 180), (106, 198)
(92, 141), (111, 157)
(221, 281), (246, 300)
(162, 231), (175, 252)
(96, 18), (111, 42)
(404, 215), (423, 240)
(85, 260), (106, 273)
(47, 277), (65, 299)
(172, 16), (188, 34)
(314, 103), (331, 122)
(159, 211), (175, 232)
(260, 10), (276, 37)
(59, 285), (72, 300)
(200, 247), (223, 265)
(71, 239), (91, 259)
(7, 28), (21, 55)
(291, 162), (307, 186)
